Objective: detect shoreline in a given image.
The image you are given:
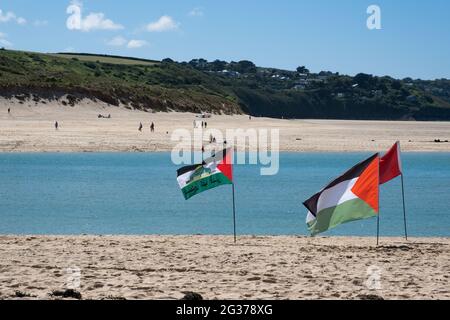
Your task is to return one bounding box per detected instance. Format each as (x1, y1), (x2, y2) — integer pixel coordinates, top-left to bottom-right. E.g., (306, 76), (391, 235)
(0, 234), (449, 238)
(0, 235), (448, 300)
(1, 150), (449, 154)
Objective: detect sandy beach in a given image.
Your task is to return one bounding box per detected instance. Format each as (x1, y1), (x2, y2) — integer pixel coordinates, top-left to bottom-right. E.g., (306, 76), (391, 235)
(0, 235), (448, 300)
(1, 99), (450, 153)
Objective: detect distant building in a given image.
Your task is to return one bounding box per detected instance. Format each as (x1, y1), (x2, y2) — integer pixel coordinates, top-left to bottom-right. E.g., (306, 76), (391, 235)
(293, 84), (306, 90)
(220, 69), (240, 77)
(372, 89), (382, 97)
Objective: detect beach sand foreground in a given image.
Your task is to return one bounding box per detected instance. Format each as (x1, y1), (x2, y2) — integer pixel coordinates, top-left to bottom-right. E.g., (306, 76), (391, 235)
(0, 236), (448, 300)
(1, 99), (450, 152)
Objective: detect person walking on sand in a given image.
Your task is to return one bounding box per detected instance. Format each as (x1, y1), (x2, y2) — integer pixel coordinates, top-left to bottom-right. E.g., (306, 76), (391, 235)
(204, 122), (207, 129)
(139, 122), (143, 132)
(8, 108), (10, 114)
(150, 122), (155, 133)
(55, 121), (59, 130)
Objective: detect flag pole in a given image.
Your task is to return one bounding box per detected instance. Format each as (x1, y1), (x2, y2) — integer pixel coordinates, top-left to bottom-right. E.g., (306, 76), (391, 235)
(376, 213), (380, 246)
(377, 155), (380, 246)
(400, 174), (408, 240)
(232, 183), (237, 243)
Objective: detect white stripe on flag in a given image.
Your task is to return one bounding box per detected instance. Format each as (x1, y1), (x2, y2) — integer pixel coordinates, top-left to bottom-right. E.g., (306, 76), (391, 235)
(316, 178), (358, 213)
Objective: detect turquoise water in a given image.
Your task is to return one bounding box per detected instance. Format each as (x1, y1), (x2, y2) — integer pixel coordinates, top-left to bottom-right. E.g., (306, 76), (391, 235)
(0, 153), (449, 236)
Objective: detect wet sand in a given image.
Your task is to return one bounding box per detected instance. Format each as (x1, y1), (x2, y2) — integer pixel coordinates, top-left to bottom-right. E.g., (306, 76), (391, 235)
(1, 99), (450, 152)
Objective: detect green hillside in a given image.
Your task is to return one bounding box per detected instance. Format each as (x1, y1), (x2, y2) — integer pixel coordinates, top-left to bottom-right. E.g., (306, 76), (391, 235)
(1, 49), (450, 120)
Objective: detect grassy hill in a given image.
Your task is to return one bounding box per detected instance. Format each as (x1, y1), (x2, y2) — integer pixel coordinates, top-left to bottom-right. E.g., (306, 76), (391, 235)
(1, 49), (450, 120)
(0, 50), (241, 114)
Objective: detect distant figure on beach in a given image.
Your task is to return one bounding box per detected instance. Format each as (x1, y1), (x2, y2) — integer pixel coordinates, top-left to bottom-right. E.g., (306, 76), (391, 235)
(209, 134), (213, 143)
(249, 115), (252, 120)
(204, 122), (207, 129)
(8, 108), (10, 114)
(139, 122), (143, 132)
(150, 122), (155, 133)
(55, 121), (59, 130)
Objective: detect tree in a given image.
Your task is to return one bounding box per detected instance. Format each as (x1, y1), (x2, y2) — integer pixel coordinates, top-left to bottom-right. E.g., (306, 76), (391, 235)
(234, 60), (256, 73)
(210, 60), (227, 71)
(391, 80), (402, 90)
(296, 66), (309, 74)
(354, 73), (376, 89)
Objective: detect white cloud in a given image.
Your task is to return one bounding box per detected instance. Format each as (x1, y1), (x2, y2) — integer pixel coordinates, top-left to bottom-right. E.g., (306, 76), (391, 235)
(188, 7), (204, 17)
(107, 36), (127, 46)
(107, 36), (148, 49)
(146, 15), (179, 32)
(63, 47), (75, 53)
(17, 17), (26, 25)
(0, 9), (26, 25)
(0, 32), (12, 47)
(34, 20), (49, 27)
(0, 39), (12, 47)
(66, 1), (123, 32)
(127, 39), (148, 49)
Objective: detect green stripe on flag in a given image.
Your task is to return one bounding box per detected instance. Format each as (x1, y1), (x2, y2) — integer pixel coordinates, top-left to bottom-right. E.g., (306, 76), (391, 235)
(182, 172), (232, 200)
(308, 198), (377, 236)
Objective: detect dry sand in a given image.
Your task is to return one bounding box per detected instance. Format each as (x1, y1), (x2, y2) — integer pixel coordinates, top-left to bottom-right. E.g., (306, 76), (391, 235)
(1, 98), (450, 152)
(0, 236), (448, 300)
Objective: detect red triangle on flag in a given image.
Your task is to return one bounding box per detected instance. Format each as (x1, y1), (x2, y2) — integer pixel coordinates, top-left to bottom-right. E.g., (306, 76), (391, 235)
(380, 141), (402, 185)
(217, 148), (233, 182)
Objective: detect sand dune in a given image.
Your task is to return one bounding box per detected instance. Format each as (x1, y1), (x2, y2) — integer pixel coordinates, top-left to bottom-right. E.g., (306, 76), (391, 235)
(0, 236), (448, 300)
(1, 99), (450, 152)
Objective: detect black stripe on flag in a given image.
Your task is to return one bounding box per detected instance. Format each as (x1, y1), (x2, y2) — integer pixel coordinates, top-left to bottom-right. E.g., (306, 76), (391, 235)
(176, 148), (231, 177)
(303, 153), (379, 216)
(177, 164), (200, 177)
(204, 148), (230, 165)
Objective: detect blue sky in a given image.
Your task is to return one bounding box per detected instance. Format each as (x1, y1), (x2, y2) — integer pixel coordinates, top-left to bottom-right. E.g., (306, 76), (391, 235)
(0, 0), (449, 79)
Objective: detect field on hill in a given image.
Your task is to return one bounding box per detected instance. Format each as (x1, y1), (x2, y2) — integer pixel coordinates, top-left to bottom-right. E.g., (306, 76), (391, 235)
(54, 53), (159, 66)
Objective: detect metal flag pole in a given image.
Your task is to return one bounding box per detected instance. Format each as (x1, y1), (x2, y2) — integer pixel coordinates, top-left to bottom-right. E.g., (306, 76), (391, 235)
(400, 174), (408, 240)
(377, 155), (380, 246)
(232, 183), (237, 243)
(376, 213), (380, 246)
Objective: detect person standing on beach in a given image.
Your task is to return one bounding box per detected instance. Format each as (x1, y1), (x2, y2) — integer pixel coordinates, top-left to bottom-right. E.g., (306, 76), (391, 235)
(205, 122), (207, 129)
(8, 108), (10, 114)
(150, 122), (155, 133)
(55, 121), (59, 130)
(139, 122), (143, 132)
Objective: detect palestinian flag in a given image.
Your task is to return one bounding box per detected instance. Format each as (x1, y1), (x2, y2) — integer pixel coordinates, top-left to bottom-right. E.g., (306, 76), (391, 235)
(177, 148), (233, 200)
(303, 154), (380, 236)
